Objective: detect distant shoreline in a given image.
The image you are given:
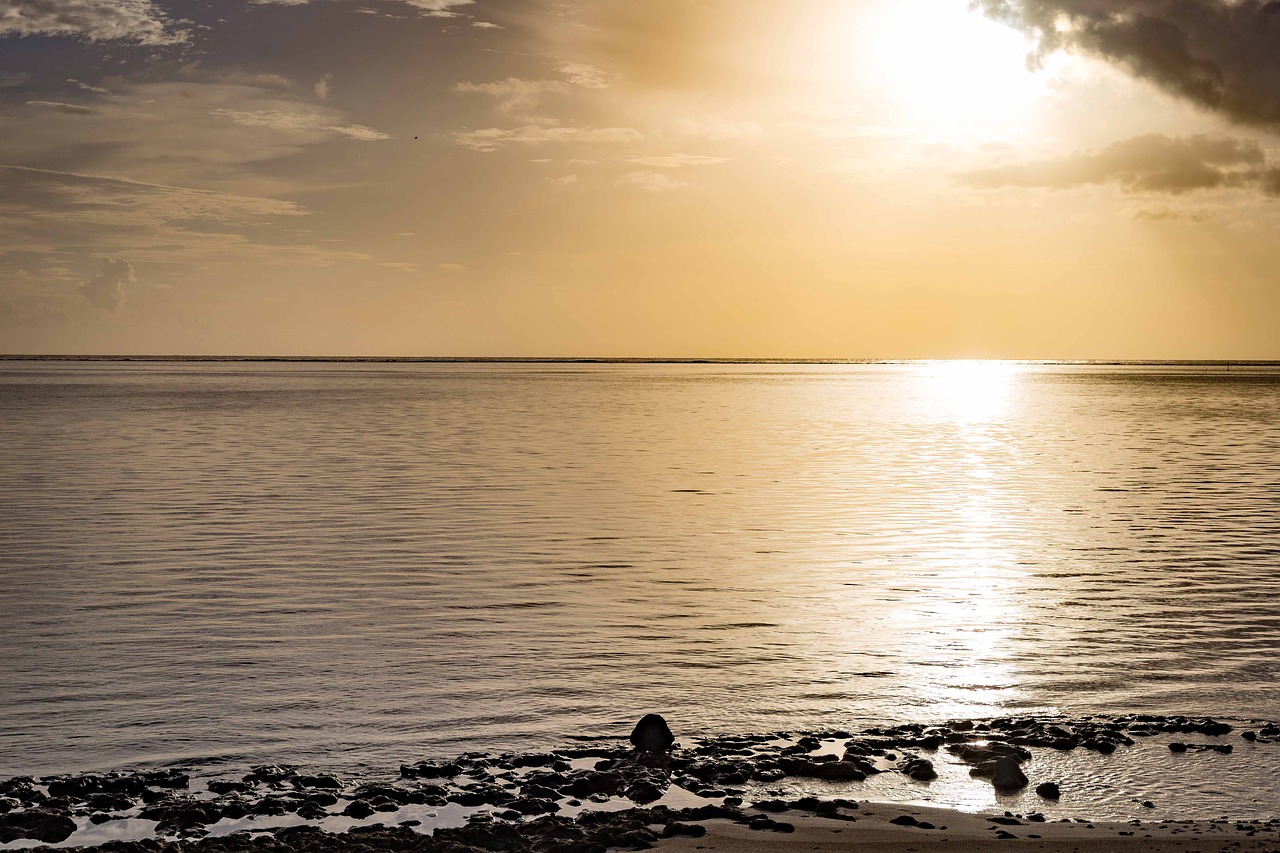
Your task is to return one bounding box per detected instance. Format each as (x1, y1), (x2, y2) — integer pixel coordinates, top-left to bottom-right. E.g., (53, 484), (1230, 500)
(3, 355), (1280, 366)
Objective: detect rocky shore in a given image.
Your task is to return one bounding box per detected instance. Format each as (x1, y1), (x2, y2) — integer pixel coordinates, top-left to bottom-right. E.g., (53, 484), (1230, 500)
(2, 714), (1277, 851)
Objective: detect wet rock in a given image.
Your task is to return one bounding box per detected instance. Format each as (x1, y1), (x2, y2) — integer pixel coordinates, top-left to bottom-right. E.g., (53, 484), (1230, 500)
(989, 756), (1029, 792)
(139, 799), (224, 833)
(1169, 742), (1188, 753)
(624, 782), (665, 804)
(748, 815), (793, 832)
(662, 822), (706, 838)
(510, 798), (560, 815)
(295, 801), (329, 820)
(890, 815), (921, 827)
(242, 765), (297, 786)
(399, 761), (462, 780)
(208, 780), (253, 795)
(1036, 781), (1061, 800)
(630, 714), (675, 753)
(343, 799), (375, 819)
(370, 796), (400, 813)
(86, 792), (136, 812)
(902, 757), (937, 781)
(0, 809), (79, 844)
(291, 774), (343, 790)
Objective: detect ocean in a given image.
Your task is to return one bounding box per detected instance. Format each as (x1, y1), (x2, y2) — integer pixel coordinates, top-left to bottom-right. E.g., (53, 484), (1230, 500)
(2, 360), (1278, 822)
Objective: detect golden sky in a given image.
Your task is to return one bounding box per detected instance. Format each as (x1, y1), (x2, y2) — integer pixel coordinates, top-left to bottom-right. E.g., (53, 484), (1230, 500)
(2, 0), (1279, 357)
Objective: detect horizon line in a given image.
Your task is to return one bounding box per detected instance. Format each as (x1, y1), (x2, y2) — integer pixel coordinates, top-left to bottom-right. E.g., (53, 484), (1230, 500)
(3, 355), (1280, 366)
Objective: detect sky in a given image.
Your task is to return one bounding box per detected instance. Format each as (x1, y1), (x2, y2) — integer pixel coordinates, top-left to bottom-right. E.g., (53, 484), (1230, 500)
(2, 0), (1280, 357)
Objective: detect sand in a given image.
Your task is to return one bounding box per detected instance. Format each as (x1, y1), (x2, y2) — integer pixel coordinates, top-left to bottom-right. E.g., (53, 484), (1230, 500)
(653, 802), (1280, 853)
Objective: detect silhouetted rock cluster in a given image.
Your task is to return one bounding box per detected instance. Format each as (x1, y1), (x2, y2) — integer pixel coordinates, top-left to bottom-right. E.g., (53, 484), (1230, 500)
(0, 713), (1270, 847)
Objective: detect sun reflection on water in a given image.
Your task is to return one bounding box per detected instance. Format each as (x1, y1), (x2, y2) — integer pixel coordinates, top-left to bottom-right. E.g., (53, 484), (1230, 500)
(918, 359), (1021, 424)
(898, 361), (1031, 719)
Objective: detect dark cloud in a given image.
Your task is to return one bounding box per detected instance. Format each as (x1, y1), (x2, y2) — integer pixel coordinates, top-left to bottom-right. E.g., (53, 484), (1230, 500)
(77, 256), (134, 311)
(0, 0), (186, 44)
(978, 0), (1280, 127)
(961, 133), (1278, 194)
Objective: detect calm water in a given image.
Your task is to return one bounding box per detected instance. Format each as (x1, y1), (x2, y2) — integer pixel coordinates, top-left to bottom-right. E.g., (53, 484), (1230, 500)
(2, 361), (1279, 816)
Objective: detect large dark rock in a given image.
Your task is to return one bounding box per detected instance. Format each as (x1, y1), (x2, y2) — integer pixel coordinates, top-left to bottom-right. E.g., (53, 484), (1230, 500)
(138, 800), (224, 833)
(902, 757), (937, 781)
(1035, 781), (1061, 800)
(989, 756), (1029, 792)
(0, 809), (78, 844)
(630, 714), (675, 753)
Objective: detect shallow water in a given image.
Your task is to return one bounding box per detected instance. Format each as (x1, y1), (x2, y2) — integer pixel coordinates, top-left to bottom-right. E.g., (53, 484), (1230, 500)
(2, 361), (1279, 815)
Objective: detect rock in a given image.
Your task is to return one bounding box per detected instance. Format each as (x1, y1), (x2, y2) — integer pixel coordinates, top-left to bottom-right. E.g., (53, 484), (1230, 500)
(890, 815), (921, 827)
(1035, 781), (1061, 800)
(813, 762), (864, 782)
(0, 810), (78, 844)
(138, 800), (223, 833)
(208, 780), (252, 795)
(344, 800), (375, 819)
(990, 756), (1029, 792)
(662, 822), (706, 838)
(624, 782), (665, 804)
(291, 774), (343, 790)
(902, 758), (937, 781)
(1169, 742), (1188, 753)
(630, 714), (675, 753)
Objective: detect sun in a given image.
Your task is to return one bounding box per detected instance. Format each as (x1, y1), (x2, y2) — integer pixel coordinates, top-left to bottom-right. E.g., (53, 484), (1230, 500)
(863, 0), (1046, 131)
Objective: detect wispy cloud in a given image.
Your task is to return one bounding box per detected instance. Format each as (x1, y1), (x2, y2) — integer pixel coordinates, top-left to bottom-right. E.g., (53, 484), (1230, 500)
(961, 134), (1277, 196)
(628, 154), (729, 168)
(455, 124), (643, 152)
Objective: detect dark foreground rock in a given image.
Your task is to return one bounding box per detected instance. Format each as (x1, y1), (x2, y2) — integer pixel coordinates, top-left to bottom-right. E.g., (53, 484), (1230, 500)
(630, 715), (675, 753)
(0, 809), (78, 843)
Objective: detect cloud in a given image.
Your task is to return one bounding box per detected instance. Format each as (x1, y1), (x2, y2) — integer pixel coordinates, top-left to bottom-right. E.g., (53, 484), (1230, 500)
(978, 0), (1280, 127)
(210, 108), (389, 140)
(556, 62), (611, 90)
(675, 118), (763, 140)
(628, 154), (729, 168)
(456, 63), (612, 115)
(0, 300), (68, 332)
(960, 133), (1280, 195)
(0, 71), (34, 88)
(0, 81), (393, 194)
(78, 257), (134, 312)
(313, 74), (331, 99)
(620, 170), (688, 192)
(25, 100), (100, 115)
(455, 124), (643, 152)
(0, 164), (372, 270)
(454, 78), (570, 114)
(402, 0), (473, 16)
(250, 0), (474, 17)
(0, 0), (185, 43)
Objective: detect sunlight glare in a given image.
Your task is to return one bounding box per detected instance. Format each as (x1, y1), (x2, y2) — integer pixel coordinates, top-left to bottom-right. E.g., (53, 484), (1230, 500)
(864, 0), (1045, 130)
(923, 360), (1019, 423)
